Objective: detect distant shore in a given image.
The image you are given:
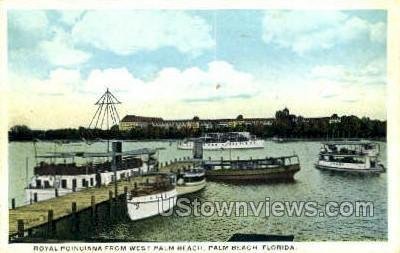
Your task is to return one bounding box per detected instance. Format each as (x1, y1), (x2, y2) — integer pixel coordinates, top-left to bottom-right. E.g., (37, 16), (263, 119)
(8, 111), (386, 142)
(8, 137), (387, 143)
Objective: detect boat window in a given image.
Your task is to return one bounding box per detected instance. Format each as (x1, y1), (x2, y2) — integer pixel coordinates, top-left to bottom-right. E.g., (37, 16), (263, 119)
(90, 178), (94, 186)
(61, 179), (67, 188)
(44, 180), (50, 188)
(184, 175), (205, 182)
(36, 179), (41, 188)
(82, 178), (87, 187)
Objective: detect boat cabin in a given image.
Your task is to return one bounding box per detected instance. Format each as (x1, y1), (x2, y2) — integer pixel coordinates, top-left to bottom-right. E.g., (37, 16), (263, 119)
(320, 141), (380, 156)
(26, 145), (158, 204)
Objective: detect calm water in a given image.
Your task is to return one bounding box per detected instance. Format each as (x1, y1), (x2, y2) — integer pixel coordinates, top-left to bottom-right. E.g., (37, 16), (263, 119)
(8, 141), (387, 241)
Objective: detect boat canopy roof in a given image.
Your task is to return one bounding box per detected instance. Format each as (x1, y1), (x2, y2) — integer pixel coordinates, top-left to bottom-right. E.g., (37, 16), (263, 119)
(321, 141), (377, 146)
(320, 153), (372, 158)
(36, 148), (157, 158)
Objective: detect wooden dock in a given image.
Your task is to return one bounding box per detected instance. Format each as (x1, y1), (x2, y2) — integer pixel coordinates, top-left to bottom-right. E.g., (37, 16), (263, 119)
(9, 159), (193, 239)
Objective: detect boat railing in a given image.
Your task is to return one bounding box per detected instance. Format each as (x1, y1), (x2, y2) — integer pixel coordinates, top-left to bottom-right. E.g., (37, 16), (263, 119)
(203, 155), (299, 170)
(321, 155), (366, 164)
(34, 158), (143, 175)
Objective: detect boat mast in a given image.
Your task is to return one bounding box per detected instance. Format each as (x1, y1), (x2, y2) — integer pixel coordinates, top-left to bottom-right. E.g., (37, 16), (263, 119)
(88, 88), (121, 151)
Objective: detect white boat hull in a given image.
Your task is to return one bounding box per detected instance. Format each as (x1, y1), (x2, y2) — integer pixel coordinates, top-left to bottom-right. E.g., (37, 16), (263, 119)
(315, 161), (385, 174)
(176, 179), (206, 196)
(127, 189), (177, 221)
(177, 140), (264, 150)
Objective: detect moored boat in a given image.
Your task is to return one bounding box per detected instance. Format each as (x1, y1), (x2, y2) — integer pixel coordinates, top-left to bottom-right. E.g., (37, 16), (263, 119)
(320, 140), (380, 156)
(25, 142), (158, 204)
(203, 155), (300, 182)
(178, 132), (264, 150)
(176, 167), (206, 196)
(126, 173), (177, 221)
(315, 142), (385, 174)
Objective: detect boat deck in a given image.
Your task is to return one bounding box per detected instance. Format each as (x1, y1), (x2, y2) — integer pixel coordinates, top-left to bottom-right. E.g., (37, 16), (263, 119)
(9, 177), (144, 237)
(9, 160), (192, 238)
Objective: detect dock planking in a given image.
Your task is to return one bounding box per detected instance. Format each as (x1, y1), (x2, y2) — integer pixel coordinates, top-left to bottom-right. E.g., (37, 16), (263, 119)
(10, 178), (136, 236)
(9, 160), (193, 237)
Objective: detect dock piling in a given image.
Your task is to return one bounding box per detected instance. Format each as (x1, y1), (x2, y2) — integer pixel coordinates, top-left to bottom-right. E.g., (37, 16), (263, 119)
(91, 195), (96, 217)
(109, 190), (113, 201)
(123, 186), (128, 206)
(33, 193), (38, 203)
(47, 209), (55, 236)
(108, 190), (113, 218)
(11, 198), (15, 209)
(71, 202), (79, 232)
(17, 219), (24, 238)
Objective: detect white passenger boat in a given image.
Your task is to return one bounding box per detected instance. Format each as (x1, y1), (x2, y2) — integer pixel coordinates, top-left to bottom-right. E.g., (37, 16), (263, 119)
(25, 142), (158, 204)
(320, 140), (380, 156)
(315, 142), (385, 174)
(126, 173), (177, 221)
(176, 168), (206, 196)
(177, 132), (264, 150)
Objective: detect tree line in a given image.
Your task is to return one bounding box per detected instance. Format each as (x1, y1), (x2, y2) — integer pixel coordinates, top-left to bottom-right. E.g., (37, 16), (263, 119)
(9, 112), (386, 141)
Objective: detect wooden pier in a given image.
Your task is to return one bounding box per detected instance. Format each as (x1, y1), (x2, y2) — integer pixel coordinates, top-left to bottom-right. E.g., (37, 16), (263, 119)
(9, 158), (193, 240)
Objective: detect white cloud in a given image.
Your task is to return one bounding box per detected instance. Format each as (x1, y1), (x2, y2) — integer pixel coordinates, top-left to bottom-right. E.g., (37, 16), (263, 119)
(8, 11), (92, 69)
(86, 68), (144, 94)
(8, 61), (261, 128)
(8, 70), (90, 129)
(310, 59), (386, 86)
(310, 65), (347, 78)
(39, 30), (91, 66)
(13, 60), (258, 103)
(369, 22), (386, 43)
(71, 11), (215, 55)
(30, 68), (82, 95)
(262, 11), (386, 54)
(307, 58), (386, 105)
(8, 10), (48, 33)
(59, 11), (85, 25)
(84, 61), (257, 102)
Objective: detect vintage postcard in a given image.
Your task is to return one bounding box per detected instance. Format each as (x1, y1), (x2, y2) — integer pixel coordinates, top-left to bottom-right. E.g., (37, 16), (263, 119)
(0, 0), (399, 252)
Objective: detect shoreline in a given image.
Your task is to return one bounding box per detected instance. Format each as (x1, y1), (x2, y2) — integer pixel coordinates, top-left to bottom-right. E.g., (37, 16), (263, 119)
(8, 137), (387, 143)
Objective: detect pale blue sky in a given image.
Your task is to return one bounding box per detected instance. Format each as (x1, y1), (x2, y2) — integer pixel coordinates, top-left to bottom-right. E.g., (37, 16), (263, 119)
(7, 10), (387, 128)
